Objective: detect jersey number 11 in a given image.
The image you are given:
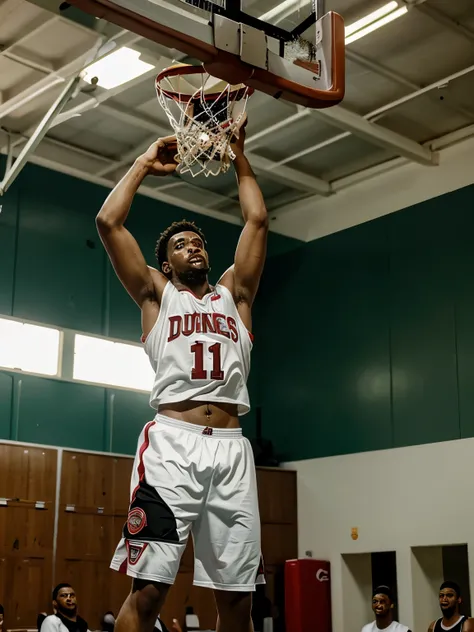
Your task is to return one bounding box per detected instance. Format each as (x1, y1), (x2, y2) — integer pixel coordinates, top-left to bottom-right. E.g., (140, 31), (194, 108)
(191, 341), (224, 380)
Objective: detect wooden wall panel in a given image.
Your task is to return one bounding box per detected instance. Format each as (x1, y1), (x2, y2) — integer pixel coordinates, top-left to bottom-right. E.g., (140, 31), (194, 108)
(261, 524), (298, 566)
(0, 445), (57, 629)
(6, 557), (51, 627)
(112, 457), (133, 512)
(57, 452), (127, 630)
(0, 557), (6, 624)
(60, 452), (114, 510)
(257, 469), (297, 524)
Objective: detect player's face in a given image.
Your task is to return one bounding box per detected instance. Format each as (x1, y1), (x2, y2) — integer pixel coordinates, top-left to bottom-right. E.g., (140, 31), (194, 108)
(439, 588), (460, 615)
(166, 231), (209, 277)
(54, 587), (77, 616)
(372, 594), (392, 617)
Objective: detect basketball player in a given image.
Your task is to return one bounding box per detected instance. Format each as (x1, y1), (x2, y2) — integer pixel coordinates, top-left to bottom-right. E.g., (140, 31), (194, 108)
(361, 586), (411, 632)
(96, 125), (268, 632)
(428, 582), (474, 632)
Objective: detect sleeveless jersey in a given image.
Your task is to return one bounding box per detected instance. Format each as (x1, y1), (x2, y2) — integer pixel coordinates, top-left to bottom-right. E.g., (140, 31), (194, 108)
(144, 282), (252, 415)
(362, 622), (411, 632)
(434, 617), (466, 632)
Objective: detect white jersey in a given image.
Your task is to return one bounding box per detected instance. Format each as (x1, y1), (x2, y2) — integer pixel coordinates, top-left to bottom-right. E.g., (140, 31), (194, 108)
(144, 282), (252, 415)
(362, 622), (411, 632)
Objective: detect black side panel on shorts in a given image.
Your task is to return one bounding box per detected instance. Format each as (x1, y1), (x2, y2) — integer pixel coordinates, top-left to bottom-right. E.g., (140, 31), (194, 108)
(123, 479), (179, 543)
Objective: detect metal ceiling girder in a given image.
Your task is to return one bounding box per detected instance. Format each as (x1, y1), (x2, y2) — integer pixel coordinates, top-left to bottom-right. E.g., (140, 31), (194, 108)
(0, 29), (117, 195)
(0, 132), (244, 223)
(247, 153), (332, 194)
(0, 28), (139, 120)
(415, 3), (474, 43)
(309, 105), (437, 166)
(0, 74), (83, 195)
(276, 123), (474, 218)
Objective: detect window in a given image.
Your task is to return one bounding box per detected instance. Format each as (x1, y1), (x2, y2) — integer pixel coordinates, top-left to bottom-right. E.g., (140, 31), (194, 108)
(0, 317), (61, 376)
(73, 334), (154, 391)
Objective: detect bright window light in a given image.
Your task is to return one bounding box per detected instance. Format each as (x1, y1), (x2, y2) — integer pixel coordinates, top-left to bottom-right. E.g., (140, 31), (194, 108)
(0, 318), (60, 376)
(82, 47), (155, 90)
(345, 3), (408, 44)
(73, 334), (154, 391)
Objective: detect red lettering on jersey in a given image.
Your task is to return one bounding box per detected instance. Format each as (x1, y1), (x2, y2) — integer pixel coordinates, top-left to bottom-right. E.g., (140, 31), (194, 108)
(213, 313), (230, 338)
(168, 315), (182, 342)
(201, 313), (215, 334)
(227, 317), (238, 342)
(182, 313), (198, 337)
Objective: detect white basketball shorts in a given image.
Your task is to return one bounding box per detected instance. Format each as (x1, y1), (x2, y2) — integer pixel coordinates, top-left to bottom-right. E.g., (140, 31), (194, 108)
(110, 414), (264, 592)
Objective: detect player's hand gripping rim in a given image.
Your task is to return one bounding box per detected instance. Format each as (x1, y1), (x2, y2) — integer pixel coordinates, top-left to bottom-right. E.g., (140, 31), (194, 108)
(138, 136), (179, 176)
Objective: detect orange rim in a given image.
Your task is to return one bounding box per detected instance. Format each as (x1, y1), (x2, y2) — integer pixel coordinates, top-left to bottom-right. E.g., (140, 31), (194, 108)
(155, 65), (254, 103)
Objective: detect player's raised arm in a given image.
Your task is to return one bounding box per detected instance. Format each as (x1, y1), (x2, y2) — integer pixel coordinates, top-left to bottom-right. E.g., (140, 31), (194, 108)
(227, 125), (269, 319)
(96, 137), (177, 307)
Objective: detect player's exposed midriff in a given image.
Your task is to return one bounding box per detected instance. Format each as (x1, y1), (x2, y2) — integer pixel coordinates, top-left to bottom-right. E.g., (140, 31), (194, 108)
(158, 400), (240, 428)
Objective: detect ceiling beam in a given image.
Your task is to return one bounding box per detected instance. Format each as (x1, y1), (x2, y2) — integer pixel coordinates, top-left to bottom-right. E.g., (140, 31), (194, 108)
(0, 133), (243, 224)
(247, 153), (332, 194)
(415, 3), (474, 43)
(309, 105), (437, 166)
(0, 28), (139, 120)
(276, 123), (474, 218)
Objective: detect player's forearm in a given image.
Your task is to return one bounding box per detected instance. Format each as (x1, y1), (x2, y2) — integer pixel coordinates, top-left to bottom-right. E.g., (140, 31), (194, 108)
(96, 159), (149, 227)
(233, 154), (268, 225)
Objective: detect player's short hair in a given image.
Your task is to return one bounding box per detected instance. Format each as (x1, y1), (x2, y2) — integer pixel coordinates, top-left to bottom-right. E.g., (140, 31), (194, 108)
(52, 583), (72, 601)
(373, 586), (393, 602)
(440, 581), (461, 597)
(0, 603), (4, 615)
(155, 220), (207, 278)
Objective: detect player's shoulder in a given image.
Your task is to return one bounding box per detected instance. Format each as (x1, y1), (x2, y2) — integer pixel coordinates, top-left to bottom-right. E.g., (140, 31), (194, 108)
(41, 615), (61, 630)
(361, 622), (375, 632)
(463, 617), (474, 631)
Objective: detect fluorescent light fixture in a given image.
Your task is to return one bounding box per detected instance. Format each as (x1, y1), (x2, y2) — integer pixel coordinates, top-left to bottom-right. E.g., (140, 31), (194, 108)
(345, 2), (408, 44)
(259, 0), (301, 22)
(83, 47), (154, 90)
(345, 1), (398, 36)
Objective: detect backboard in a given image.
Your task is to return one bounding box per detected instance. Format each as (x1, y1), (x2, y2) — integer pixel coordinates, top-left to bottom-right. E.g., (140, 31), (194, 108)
(62, 0), (345, 109)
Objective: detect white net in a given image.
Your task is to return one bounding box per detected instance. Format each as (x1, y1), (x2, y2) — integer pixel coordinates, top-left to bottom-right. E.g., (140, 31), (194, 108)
(156, 65), (252, 177)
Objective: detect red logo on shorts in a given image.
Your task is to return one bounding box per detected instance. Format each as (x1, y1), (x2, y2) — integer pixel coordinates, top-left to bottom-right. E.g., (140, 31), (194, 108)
(202, 427), (213, 435)
(127, 507), (147, 535)
(127, 541), (148, 565)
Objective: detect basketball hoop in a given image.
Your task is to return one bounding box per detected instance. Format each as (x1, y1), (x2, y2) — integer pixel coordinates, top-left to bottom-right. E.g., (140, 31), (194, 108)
(155, 64), (253, 178)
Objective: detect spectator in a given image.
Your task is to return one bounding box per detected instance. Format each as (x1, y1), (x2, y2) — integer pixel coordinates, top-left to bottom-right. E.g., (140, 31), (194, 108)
(41, 584), (89, 632)
(38, 612), (48, 630)
(428, 582), (474, 632)
(361, 586), (411, 632)
(0, 603), (4, 632)
(101, 612), (115, 632)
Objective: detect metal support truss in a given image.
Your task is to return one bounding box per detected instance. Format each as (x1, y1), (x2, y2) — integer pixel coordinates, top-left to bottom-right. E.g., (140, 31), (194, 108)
(0, 74), (82, 195)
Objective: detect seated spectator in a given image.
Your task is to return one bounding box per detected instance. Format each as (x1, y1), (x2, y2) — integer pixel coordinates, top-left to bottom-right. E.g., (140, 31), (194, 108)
(41, 584), (90, 632)
(38, 612), (48, 630)
(428, 581), (474, 632)
(101, 612), (115, 632)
